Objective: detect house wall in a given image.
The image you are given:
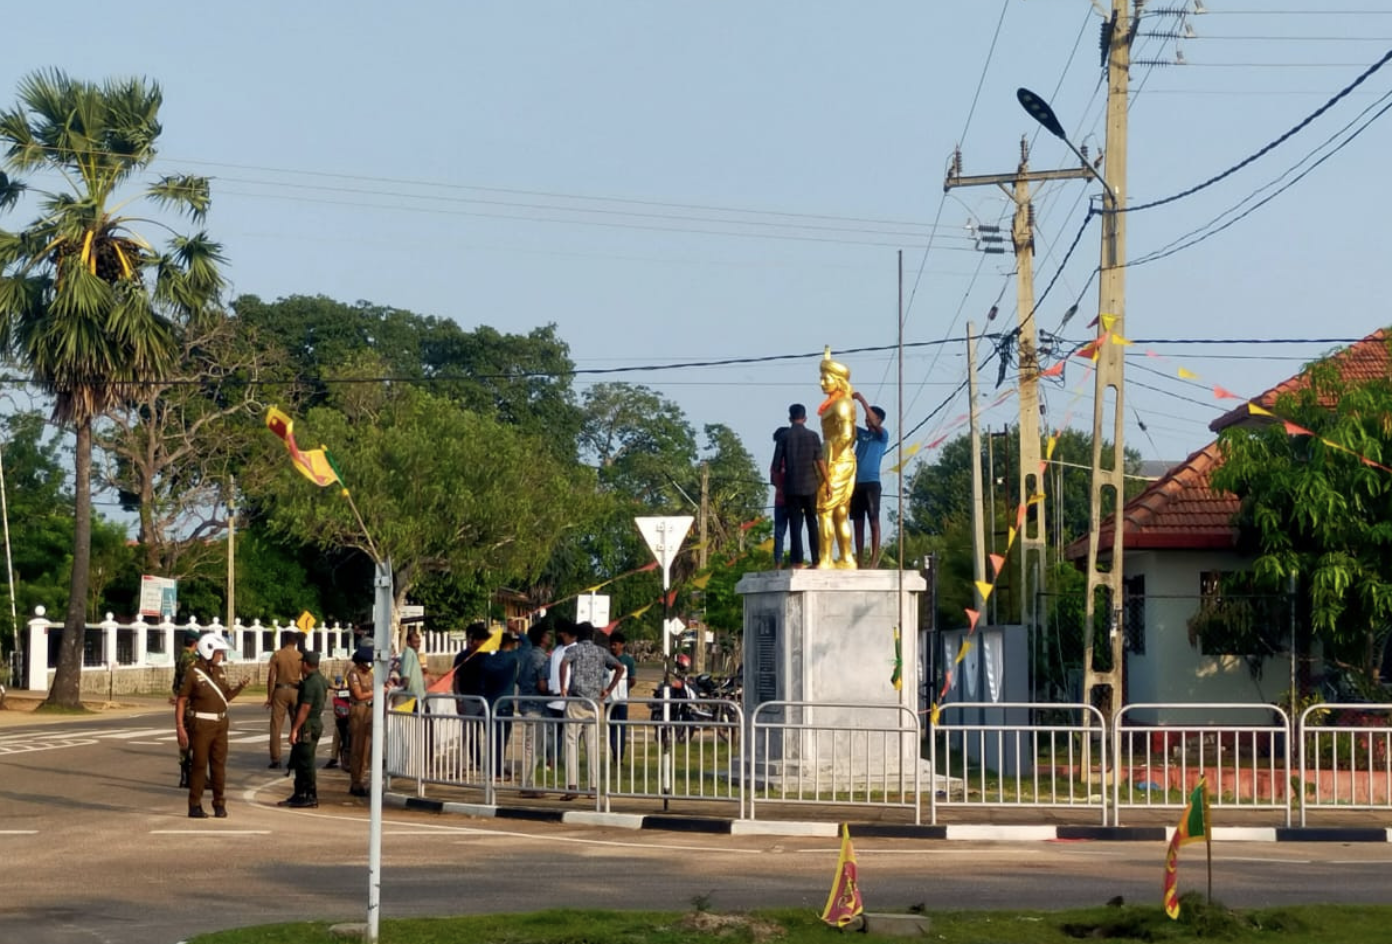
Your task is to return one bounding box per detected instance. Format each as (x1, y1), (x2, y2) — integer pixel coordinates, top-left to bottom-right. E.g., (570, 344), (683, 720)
(1125, 549), (1289, 724)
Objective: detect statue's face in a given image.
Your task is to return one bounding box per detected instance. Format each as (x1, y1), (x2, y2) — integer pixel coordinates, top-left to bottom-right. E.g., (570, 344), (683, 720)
(820, 372), (836, 394)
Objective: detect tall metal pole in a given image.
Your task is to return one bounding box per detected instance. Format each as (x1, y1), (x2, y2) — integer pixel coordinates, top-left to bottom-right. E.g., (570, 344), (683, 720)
(696, 460), (709, 673)
(1082, 0), (1133, 720)
(967, 323), (987, 615)
(225, 475), (236, 631)
(0, 437), (17, 679)
(367, 558), (393, 944)
(896, 250), (906, 707)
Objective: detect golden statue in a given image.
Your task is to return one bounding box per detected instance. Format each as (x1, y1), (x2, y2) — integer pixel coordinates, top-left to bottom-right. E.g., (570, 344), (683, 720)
(817, 347), (857, 569)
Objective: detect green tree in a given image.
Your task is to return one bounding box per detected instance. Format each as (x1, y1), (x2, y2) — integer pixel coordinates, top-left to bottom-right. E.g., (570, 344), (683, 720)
(0, 70), (224, 706)
(1211, 359), (1392, 694)
(258, 358), (595, 620)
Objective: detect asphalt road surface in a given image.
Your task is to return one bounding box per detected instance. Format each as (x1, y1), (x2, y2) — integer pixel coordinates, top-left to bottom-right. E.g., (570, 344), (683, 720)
(2, 702), (1390, 944)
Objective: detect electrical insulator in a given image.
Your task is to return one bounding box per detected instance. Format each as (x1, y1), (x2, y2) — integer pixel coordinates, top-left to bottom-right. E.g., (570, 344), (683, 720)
(987, 305), (999, 321)
(977, 224), (1001, 234)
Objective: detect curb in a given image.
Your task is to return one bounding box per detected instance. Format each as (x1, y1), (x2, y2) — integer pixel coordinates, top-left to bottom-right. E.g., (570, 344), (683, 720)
(385, 793), (1392, 842)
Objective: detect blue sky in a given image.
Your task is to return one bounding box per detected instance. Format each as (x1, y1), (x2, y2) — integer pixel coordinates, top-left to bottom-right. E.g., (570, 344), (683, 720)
(5, 1), (1392, 522)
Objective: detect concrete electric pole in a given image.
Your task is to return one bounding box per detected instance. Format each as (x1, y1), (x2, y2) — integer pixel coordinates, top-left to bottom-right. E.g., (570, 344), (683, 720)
(945, 138), (1095, 634)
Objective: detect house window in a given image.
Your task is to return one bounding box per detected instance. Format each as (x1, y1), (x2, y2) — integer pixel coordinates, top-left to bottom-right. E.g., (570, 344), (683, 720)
(1192, 570), (1285, 658)
(1123, 574), (1145, 655)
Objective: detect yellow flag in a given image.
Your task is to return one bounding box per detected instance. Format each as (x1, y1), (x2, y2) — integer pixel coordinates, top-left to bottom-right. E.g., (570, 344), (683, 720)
(1248, 403), (1273, 416)
(1100, 313), (1117, 332)
(975, 580), (994, 602)
(1177, 367), (1199, 380)
(1111, 334), (1133, 346)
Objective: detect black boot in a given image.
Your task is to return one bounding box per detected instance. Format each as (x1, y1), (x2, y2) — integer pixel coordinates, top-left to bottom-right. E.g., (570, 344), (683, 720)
(178, 760), (190, 789)
(277, 793), (304, 808)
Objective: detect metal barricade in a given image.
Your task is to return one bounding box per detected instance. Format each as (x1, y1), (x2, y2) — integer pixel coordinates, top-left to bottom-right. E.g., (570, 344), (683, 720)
(931, 702), (1108, 825)
(605, 696), (745, 816)
(749, 702), (920, 823)
(1298, 703), (1392, 825)
(385, 693), (494, 802)
(493, 696), (603, 809)
(1113, 703), (1291, 826)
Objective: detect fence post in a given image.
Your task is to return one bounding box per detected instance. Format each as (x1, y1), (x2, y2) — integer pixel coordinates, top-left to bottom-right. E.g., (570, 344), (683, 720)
(26, 606), (50, 691)
(132, 614), (148, 667)
(101, 612), (119, 667)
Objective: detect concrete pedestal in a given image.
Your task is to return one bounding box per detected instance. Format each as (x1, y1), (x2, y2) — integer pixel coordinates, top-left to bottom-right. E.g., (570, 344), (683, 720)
(736, 569), (926, 782)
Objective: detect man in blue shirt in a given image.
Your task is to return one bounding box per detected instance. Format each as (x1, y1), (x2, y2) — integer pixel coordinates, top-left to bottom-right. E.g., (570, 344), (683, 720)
(850, 394), (888, 567)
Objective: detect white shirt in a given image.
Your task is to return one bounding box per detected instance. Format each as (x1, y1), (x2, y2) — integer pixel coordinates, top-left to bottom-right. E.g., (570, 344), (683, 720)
(546, 643), (574, 711)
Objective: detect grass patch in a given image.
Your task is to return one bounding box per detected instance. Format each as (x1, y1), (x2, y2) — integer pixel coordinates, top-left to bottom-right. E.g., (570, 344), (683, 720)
(186, 903), (1392, 944)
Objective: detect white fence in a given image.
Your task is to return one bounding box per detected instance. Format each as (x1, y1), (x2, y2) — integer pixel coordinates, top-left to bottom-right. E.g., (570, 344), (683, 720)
(383, 697), (1392, 827)
(21, 606), (460, 691)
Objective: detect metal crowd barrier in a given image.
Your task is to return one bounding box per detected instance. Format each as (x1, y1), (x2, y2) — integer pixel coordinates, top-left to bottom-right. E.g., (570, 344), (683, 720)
(604, 696), (745, 817)
(1113, 703), (1292, 826)
(749, 702), (921, 824)
(1298, 703), (1392, 826)
(931, 702), (1108, 825)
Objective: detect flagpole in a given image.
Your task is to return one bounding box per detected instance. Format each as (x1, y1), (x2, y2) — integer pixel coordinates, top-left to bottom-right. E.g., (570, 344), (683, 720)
(341, 488), (381, 562)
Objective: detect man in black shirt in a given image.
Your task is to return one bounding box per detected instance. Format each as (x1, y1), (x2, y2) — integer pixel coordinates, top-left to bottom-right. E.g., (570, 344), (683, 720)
(771, 403), (827, 567)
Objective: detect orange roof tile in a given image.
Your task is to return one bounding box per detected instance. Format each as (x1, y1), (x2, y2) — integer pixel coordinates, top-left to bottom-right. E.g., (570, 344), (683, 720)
(1065, 441), (1239, 559)
(1209, 328), (1391, 433)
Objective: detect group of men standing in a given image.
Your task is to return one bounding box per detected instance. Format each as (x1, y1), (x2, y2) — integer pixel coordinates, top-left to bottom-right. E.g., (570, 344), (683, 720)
(771, 369), (889, 569)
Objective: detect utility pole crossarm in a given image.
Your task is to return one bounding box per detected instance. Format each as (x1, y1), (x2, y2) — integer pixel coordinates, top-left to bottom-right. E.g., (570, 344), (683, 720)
(945, 167), (1097, 191)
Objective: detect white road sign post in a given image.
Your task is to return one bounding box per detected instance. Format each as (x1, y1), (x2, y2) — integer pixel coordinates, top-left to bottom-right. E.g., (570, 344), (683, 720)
(635, 515), (693, 809)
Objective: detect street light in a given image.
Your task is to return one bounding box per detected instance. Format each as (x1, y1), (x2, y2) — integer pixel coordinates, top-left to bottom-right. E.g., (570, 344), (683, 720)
(1016, 87), (1117, 203)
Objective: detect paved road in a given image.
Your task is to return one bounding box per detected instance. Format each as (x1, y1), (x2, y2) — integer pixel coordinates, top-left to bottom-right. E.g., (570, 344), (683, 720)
(2, 702), (1391, 944)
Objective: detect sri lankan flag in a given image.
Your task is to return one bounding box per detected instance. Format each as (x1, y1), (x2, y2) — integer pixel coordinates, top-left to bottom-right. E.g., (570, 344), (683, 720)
(266, 407), (342, 488)
(1162, 777), (1209, 919)
(820, 824), (864, 927)
(890, 626), (903, 692)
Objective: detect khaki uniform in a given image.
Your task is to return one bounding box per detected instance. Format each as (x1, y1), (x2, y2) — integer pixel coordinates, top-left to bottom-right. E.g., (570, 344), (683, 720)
(179, 658), (238, 811)
(266, 644), (303, 764)
(347, 664), (374, 791)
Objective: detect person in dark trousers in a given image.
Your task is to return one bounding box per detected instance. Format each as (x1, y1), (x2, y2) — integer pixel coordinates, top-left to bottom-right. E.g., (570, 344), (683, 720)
(771, 403), (826, 567)
(264, 631), (303, 770)
(281, 649), (327, 809)
(770, 426), (790, 568)
(850, 394), (889, 567)
(606, 631), (637, 764)
(346, 646), (374, 797)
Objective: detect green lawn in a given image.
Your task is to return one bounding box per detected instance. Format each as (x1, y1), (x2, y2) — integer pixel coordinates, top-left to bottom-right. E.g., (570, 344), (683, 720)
(188, 901), (1391, 944)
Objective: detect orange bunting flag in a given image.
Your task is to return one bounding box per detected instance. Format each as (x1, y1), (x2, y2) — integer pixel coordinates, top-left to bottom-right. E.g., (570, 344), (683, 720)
(739, 517), (763, 531)
(1247, 403), (1273, 416)
(1177, 367), (1199, 380)
(938, 673), (952, 700)
(1283, 421), (1313, 437)
(265, 407), (343, 489)
(637, 561), (660, 572)
(927, 434), (950, 450)
(1076, 337), (1105, 361)
(964, 608), (981, 631)
(820, 825), (865, 928)
(1040, 360), (1065, 378)
(1015, 503), (1027, 529)
(1213, 385), (1242, 401)
(988, 553), (1005, 578)
(974, 581), (994, 603)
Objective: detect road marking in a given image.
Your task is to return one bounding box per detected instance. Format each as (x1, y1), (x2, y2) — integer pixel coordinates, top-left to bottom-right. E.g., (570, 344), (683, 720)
(150, 830), (270, 835)
(0, 830), (38, 834)
(227, 734), (269, 744)
(1224, 855), (1310, 864)
(131, 741), (167, 746)
(98, 728), (172, 740)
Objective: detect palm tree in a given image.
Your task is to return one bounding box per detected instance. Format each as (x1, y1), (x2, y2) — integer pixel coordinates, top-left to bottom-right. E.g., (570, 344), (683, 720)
(0, 69), (224, 707)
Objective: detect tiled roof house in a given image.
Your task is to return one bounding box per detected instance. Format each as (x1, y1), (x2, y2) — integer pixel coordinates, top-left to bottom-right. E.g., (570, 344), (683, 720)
(1064, 328), (1391, 716)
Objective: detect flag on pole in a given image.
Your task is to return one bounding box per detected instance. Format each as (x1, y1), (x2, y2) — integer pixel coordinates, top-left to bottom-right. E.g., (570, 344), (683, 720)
(1162, 777), (1210, 919)
(265, 407), (342, 488)
(890, 626), (903, 691)
(820, 823), (864, 927)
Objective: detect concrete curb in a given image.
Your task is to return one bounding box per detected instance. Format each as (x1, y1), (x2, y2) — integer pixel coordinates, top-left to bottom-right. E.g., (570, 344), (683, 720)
(385, 792), (1392, 841)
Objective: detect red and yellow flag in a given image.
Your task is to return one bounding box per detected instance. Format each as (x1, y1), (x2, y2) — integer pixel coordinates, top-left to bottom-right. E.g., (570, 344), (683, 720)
(820, 823), (864, 927)
(1162, 777), (1209, 919)
(266, 407), (342, 488)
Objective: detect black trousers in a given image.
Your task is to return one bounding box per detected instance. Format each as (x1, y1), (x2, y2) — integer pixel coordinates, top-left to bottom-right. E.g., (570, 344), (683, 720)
(786, 493), (819, 565)
(290, 728), (320, 798)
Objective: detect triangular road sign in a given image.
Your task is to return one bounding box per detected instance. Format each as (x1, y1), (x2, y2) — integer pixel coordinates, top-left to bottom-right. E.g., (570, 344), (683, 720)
(634, 516), (694, 589)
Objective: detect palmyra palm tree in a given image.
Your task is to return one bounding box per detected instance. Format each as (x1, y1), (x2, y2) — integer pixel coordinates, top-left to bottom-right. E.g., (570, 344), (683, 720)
(0, 69), (225, 707)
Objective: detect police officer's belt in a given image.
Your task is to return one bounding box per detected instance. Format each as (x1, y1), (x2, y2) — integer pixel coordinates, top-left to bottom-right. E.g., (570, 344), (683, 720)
(193, 711), (226, 721)
(275, 683), (298, 690)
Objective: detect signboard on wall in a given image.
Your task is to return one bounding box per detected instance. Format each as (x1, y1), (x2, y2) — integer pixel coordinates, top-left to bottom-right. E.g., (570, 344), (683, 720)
(138, 575), (178, 619)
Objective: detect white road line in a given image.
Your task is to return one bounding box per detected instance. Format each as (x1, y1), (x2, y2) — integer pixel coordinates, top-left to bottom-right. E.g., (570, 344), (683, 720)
(98, 728), (172, 739)
(1224, 856), (1310, 864)
(150, 830), (270, 835)
(0, 830), (38, 834)
(131, 741), (167, 746)
(227, 735), (269, 744)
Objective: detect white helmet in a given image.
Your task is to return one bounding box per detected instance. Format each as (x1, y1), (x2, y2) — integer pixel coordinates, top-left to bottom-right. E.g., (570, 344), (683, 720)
(197, 632), (231, 661)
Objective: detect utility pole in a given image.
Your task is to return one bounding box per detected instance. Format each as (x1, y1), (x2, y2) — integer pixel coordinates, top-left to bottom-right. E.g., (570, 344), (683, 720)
(967, 323), (987, 616)
(226, 474), (236, 631)
(1081, 0), (1134, 721)
(696, 460), (709, 673)
(945, 136), (1094, 633)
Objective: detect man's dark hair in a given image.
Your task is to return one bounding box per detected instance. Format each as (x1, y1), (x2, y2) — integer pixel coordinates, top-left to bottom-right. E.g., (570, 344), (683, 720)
(465, 621), (491, 642)
(574, 621), (595, 642)
(527, 623), (550, 646)
(789, 403), (806, 421)
(610, 630), (627, 644)
(555, 618), (578, 640)
(871, 406), (887, 422)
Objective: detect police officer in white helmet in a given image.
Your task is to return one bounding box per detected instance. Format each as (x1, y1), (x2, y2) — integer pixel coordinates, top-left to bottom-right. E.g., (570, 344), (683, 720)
(175, 633), (249, 818)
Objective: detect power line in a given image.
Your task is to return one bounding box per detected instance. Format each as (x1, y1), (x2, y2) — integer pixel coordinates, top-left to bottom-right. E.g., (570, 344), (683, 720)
(1123, 47), (1392, 213)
